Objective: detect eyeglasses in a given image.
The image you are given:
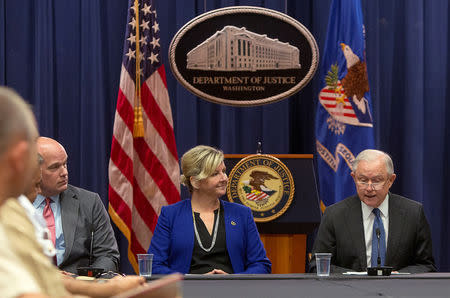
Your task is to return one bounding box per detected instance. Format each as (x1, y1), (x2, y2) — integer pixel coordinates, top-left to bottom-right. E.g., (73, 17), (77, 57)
(355, 180), (387, 190)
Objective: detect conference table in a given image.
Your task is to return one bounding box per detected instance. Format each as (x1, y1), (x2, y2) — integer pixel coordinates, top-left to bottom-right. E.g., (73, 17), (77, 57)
(151, 273), (450, 297)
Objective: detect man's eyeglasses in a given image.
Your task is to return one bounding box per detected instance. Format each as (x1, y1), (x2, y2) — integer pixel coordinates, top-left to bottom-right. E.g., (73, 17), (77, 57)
(355, 180), (387, 190)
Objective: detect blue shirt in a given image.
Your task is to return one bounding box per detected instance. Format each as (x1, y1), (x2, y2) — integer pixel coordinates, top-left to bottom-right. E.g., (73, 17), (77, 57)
(33, 194), (65, 265)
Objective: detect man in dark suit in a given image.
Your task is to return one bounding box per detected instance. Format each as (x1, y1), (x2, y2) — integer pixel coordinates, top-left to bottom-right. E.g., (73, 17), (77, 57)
(34, 137), (119, 274)
(310, 149), (436, 273)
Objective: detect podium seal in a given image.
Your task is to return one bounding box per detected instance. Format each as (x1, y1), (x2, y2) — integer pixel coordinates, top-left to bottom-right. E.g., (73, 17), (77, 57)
(227, 154), (294, 222)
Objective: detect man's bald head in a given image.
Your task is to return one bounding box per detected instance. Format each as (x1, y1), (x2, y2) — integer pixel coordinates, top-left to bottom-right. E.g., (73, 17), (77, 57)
(37, 137), (66, 154)
(0, 87), (39, 202)
(37, 137), (69, 197)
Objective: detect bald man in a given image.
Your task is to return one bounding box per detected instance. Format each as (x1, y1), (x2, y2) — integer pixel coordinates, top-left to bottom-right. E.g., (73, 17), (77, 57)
(34, 137), (120, 274)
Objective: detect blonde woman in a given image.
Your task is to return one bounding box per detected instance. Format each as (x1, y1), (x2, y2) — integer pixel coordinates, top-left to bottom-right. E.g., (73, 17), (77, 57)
(148, 145), (271, 274)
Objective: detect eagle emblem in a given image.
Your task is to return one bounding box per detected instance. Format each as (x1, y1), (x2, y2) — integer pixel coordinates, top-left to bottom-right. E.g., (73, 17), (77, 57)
(318, 43), (373, 134)
(227, 155), (294, 222)
(242, 170), (278, 206)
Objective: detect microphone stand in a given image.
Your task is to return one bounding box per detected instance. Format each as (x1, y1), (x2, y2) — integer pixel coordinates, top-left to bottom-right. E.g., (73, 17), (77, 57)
(76, 227), (104, 277)
(89, 228), (94, 267)
(256, 141), (262, 154)
(367, 227), (393, 276)
(376, 228), (381, 267)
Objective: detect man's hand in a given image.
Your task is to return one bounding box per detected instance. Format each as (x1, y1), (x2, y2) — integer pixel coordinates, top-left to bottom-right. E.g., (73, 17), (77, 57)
(108, 276), (146, 293)
(63, 275), (146, 297)
(60, 271), (76, 279)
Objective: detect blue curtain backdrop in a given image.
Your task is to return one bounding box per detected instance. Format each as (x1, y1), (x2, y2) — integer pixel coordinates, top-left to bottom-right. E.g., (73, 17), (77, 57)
(1, 0), (449, 272)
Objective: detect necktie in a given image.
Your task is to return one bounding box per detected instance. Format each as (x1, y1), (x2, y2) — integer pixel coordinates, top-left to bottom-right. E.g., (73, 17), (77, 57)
(371, 208), (386, 267)
(43, 198), (56, 246)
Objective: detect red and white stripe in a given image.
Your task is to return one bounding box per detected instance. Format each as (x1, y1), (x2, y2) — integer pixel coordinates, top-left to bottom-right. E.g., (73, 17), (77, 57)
(108, 65), (180, 273)
(319, 83), (363, 126)
(246, 191), (270, 201)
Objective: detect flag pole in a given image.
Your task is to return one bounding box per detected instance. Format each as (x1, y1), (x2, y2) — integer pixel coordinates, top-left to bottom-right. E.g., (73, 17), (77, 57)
(133, 0), (145, 138)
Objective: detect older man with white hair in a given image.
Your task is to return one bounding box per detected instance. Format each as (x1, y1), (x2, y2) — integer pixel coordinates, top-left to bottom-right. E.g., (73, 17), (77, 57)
(310, 149), (436, 273)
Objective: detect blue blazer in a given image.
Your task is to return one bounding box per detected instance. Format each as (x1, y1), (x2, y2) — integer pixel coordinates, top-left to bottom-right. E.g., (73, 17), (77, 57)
(148, 199), (271, 274)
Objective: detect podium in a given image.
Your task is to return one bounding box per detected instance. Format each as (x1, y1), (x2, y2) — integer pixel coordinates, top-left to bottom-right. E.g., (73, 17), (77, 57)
(224, 154), (321, 273)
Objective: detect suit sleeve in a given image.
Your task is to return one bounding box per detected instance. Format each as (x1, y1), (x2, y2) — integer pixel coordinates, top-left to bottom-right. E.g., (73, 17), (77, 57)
(236, 207), (271, 274)
(148, 206), (176, 274)
(399, 205), (436, 273)
(309, 208), (354, 273)
(91, 193), (120, 271)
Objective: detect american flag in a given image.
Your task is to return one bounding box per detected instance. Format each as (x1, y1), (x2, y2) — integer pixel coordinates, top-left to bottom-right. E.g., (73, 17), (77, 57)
(108, 0), (180, 273)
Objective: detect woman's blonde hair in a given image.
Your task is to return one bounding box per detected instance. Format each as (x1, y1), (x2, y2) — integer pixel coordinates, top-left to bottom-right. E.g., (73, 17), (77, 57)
(180, 145), (224, 193)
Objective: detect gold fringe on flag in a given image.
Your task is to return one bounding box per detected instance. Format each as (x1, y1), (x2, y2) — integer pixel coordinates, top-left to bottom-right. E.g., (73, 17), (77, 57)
(133, 106), (145, 137)
(133, 0), (145, 138)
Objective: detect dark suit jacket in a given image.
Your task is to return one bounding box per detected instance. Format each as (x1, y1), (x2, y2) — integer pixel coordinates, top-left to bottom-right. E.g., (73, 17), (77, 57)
(148, 199), (271, 274)
(58, 185), (119, 273)
(310, 193), (436, 273)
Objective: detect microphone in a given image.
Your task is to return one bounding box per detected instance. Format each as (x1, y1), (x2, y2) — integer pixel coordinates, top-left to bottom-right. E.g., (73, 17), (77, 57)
(256, 141), (262, 154)
(77, 228), (104, 277)
(376, 228), (381, 266)
(367, 227), (393, 276)
(89, 228), (94, 267)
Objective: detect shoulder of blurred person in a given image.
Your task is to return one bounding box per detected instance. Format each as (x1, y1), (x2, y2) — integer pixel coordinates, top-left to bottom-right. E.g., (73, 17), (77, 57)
(0, 220), (43, 298)
(0, 198), (69, 297)
(1, 198), (148, 298)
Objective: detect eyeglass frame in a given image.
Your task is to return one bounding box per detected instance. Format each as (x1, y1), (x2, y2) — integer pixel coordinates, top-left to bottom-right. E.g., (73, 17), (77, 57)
(354, 178), (391, 190)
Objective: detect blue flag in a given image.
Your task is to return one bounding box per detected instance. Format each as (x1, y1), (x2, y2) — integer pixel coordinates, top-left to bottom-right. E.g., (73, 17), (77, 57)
(315, 0), (374, 211)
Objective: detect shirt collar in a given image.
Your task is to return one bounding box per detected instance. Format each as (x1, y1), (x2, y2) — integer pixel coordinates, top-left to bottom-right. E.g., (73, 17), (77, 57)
(361, 193), (389, 220)
(33, 193), (60, 207)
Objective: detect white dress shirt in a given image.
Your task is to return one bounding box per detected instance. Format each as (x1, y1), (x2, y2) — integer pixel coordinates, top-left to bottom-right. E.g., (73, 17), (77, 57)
(361, 194), (389, 268)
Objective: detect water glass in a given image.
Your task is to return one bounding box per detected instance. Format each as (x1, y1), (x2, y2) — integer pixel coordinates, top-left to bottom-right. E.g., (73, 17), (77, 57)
(137, 253), (153, 277)
(315, 252), (332, 276)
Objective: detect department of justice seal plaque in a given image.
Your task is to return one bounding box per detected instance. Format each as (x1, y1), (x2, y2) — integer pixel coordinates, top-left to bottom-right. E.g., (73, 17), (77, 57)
(169, 6), (319, 106)
(227, 154), (294, 222)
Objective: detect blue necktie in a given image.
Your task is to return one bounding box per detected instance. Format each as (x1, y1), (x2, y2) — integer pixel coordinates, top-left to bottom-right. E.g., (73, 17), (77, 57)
(371, 208), (386, 267)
